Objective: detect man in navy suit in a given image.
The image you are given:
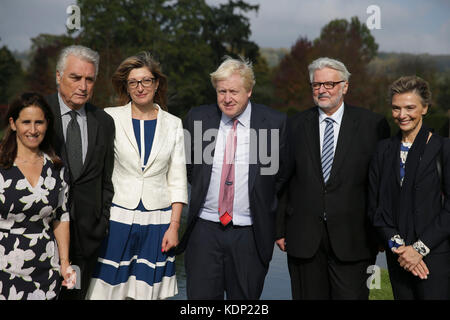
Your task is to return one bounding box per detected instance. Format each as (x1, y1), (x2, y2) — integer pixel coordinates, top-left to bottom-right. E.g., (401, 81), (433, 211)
(178, 56), (289, 299)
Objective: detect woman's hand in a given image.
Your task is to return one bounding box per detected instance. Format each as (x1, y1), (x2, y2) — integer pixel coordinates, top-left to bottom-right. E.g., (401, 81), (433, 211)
(161, 222), (179, 253)
(393, 245), (423, 271)
(60, 259), (77, 289)
(410, 260), (429, 280)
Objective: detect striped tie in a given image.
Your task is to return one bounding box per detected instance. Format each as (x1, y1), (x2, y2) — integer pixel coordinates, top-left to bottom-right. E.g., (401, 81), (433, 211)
(321, 117), (334, 183)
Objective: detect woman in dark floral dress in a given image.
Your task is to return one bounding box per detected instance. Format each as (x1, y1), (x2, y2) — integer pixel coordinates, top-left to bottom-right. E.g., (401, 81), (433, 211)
(0, 92), (74, 300)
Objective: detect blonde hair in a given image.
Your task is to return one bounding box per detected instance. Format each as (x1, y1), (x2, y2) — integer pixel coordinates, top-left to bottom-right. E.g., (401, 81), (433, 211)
(389, 75), (432, 107)
(210, 56), (255, 92)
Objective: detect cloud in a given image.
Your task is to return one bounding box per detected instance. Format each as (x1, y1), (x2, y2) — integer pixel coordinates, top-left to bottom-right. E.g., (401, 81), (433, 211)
(1, 0), (449, 55)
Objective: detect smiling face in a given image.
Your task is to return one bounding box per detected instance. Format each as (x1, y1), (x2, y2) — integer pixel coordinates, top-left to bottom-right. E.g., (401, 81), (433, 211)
(312, 67), (348, 115)
(10, 105), (48, 153)
(56, 54), (96, 110)
(391, 91), (428, 139)
(127, 67), (159, 108)
(216, 72), (252, 119)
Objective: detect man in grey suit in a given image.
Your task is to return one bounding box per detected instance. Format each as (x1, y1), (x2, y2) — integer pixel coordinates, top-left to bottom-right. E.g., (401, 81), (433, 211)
(46, 45), (115, 299)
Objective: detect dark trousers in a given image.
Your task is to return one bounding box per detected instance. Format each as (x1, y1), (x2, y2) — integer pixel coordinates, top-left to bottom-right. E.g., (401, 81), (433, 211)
(386, 249), (450, 300)
(287, 221), (373, 300)
(185, 218), (269, 300)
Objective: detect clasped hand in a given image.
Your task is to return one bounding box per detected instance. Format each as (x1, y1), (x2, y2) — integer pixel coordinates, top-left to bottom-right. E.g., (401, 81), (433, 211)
(392, 245), (429, 280)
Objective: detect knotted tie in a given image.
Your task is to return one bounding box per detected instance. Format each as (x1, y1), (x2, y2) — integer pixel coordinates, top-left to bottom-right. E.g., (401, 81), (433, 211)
(66, 110), (83, 179)
(321, 117), (334, 183)
(218, 119), (238, 226)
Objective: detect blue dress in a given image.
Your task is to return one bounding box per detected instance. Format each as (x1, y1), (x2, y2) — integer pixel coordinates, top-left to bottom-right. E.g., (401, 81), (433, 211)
(87, 119), (177, 300)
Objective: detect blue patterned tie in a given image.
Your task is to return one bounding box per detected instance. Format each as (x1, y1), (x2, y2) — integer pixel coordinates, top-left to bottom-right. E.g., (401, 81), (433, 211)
(321, 117), (334, 183)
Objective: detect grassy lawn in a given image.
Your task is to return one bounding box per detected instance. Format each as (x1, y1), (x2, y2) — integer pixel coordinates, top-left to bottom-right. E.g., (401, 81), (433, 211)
(369, 268), (394, 300)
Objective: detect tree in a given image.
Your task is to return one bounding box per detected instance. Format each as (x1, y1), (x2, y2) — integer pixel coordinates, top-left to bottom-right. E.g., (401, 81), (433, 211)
(313, 17), (379, 110)
(73, 0), (260, 116)
(0, 42), (23, 104)
(272, 17), (380, 112)
(26, 34), (74, 96)
(272, 37), (316, 112)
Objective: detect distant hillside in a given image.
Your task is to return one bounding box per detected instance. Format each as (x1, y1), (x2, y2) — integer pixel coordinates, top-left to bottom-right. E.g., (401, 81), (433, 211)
(376, 52), (450, 72)
(260, 47), (289, 68)
(260, 48), (450, 74)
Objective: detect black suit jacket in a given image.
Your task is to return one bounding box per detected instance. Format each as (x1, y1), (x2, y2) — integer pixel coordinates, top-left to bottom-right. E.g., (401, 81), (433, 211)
(177, 103), (289, 266)
(47, 93), (115, 259)
(277, 104), (390, 262)
(368, 133), (450, 254)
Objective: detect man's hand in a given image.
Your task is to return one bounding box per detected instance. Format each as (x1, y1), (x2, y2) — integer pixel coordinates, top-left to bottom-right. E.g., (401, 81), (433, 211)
(276, 238), (286, 252)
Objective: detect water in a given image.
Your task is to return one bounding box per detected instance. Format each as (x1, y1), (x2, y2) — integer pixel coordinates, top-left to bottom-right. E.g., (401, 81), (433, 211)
(169, 246), (388, 300)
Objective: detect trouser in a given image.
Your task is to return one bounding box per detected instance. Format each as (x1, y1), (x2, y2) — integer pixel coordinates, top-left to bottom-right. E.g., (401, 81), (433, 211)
(386, 248), (450, 300)
(287, 220), (374, 300)
(185, 218), (269, 300)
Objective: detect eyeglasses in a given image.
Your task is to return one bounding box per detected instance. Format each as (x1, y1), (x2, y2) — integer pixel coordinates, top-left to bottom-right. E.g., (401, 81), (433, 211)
(127, 78), (156, 89)
(311, 80), (345, 90)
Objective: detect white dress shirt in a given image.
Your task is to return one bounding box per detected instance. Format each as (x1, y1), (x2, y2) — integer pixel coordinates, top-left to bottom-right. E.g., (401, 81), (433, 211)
(199, 102), (253, 226)
(318, 102), (345, 156)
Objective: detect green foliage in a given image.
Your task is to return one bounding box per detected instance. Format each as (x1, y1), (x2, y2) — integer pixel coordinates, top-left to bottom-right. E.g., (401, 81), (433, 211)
(273, 16), (380, 112)
(0, 43), (23, 104)
(26, 34), (74, 97)
(73, 0), (260, 115)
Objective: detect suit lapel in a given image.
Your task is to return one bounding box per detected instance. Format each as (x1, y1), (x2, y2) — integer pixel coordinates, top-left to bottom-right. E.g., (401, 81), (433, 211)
(328, 105), (359, 185)
(303, 108), (323, 182)
(118, 103), (140, 158)
(143, 105), (165, 171)
(249, 104), (265, 193)
(82, 103), (99, 176)
(416, 134), (442, 181)
(47, 93), (68, 163)
(201, 105), (222, 190)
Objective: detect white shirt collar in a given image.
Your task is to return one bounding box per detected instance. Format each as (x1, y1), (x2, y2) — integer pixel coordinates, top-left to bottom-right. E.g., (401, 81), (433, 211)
(318, 102), (344, 125)
(220, 101), (252, 128)
(58, 93), (86, 117)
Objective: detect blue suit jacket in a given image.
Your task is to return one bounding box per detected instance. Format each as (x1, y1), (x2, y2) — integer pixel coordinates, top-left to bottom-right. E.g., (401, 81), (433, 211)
(176, 102), (289, 266)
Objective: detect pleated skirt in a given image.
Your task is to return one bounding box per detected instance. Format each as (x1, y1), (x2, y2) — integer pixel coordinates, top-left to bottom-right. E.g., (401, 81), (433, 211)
(86, 204), (177, 300)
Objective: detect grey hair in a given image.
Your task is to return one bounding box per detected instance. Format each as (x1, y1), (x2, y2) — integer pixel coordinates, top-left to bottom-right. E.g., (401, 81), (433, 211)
(308, 57), (351, 83)
(210, 55), (255, 92)
(55, 45), (100, 83)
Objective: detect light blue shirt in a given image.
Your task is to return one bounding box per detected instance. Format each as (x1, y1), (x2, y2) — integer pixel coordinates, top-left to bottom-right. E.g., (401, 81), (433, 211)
(58, 93), (88, 163)
(199, 102), (252, 226)
(318, 102), (345, 156)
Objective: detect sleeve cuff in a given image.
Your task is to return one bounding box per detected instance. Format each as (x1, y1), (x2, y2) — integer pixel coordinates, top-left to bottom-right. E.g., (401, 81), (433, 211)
(388, 234), (405, 251)
(413, 239), (430, 257)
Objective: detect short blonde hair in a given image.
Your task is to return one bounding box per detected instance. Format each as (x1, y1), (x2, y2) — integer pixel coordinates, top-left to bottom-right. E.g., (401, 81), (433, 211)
(210, 56), (255, 92)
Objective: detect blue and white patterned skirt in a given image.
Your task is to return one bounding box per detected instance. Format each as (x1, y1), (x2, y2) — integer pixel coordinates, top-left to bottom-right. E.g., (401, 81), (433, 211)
(86, 204), (177, 300)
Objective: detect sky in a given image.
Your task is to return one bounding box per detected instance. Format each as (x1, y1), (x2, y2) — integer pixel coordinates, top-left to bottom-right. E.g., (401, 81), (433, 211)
(0, 0), (449, 55)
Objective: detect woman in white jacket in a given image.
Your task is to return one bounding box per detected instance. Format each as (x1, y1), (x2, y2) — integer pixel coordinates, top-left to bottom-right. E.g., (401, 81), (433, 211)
(86, 52), (187, 300)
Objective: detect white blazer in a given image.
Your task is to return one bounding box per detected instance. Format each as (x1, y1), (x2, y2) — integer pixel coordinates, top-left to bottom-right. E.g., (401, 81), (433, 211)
(104, 102), (188, 210)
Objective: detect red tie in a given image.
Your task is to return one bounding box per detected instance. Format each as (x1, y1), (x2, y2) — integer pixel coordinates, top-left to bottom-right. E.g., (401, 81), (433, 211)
(218, 119), (238, 226)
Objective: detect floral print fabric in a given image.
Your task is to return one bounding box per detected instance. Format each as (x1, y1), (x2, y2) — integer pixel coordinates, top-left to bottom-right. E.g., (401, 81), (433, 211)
(0, 154), (69, 300)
